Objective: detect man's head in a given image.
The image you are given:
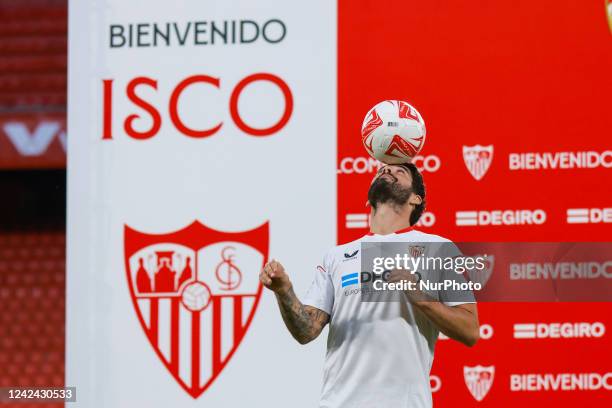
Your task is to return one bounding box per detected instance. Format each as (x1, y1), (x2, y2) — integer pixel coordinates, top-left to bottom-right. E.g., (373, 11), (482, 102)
(367, 162), (426, 226)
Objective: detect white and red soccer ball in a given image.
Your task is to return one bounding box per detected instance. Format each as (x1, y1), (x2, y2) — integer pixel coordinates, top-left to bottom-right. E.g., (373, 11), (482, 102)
(361, 100), (426, 164)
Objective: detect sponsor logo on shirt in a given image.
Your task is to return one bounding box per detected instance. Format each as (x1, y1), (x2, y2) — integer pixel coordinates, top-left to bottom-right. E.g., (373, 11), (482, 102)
(341, 272), (359, 288)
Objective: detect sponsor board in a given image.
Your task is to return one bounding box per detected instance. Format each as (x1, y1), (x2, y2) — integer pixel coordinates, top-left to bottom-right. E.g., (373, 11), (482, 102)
(67, 1), (336, 407)
(337, 154), (441, 174)
(566, 208), (612, 224)
(509, 151), (612, 170)
(510, 373), (612, 391)
(456, 210), (546, 226)
(509, 262), (612, 280)
(513, 322), (605, 339)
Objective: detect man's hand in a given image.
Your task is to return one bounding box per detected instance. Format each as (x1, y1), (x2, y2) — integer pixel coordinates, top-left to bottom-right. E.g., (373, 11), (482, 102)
(260, 259), (329, 344)
(387, 268), (431, 304)
(260, 259), (292, 294)
(388, 269), (479, 347)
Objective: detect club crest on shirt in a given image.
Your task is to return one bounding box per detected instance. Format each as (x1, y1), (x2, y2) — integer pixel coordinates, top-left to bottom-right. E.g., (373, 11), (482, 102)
(408, 245), (426, 258)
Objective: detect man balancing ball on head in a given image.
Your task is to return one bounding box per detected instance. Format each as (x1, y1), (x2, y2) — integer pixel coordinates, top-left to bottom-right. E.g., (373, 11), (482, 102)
(260, 162), (479, 408)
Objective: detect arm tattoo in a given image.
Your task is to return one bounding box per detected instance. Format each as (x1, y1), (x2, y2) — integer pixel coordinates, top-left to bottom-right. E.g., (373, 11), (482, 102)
(275, 287), (330, 344)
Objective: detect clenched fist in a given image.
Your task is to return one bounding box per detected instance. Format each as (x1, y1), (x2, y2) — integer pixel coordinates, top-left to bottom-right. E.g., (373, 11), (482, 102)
(387, 269), (430, 304)
(260, 259), (292, 294)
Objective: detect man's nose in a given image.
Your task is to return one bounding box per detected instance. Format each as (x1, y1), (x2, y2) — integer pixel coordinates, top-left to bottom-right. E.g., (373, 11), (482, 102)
(381, 166), (392, 175)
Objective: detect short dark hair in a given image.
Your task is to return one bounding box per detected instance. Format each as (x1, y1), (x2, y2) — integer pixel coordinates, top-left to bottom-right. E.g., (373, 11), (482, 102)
(399, 162), (426, 226)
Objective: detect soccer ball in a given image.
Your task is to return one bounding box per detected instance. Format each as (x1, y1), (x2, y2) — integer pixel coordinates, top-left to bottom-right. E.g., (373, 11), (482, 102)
(361, 100), (426, 164)
(181, 281), (212, 312)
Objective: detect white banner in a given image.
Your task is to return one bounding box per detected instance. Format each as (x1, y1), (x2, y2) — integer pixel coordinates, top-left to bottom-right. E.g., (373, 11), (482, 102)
(67, 1), (337, 406)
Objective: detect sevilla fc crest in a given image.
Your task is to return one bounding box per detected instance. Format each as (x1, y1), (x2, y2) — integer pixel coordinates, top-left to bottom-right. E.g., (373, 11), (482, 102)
(464, 365), (495, 401)
(462, 145), (493, 181)
(409, 245), (425, 258)
(124, 220), (268, 398)
(466, 254), (494, 288)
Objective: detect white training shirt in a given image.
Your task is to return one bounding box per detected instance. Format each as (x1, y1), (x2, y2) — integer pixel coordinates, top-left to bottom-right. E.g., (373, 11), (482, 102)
(302, 228), (475, 408)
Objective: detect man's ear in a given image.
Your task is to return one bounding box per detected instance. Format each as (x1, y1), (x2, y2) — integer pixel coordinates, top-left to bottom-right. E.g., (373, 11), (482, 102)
(409, 194), (422, 206)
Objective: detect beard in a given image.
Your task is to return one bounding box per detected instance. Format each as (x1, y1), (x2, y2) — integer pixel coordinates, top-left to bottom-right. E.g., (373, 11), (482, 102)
(367, 174), (413, 210)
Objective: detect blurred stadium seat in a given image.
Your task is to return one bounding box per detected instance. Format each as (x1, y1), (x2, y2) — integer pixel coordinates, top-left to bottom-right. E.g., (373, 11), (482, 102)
(0, 231), (65, 407)
(0, 0), (67, 111)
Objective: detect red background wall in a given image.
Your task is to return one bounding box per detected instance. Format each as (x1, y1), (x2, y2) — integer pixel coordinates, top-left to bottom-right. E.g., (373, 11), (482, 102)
(338, 1), (611, 405)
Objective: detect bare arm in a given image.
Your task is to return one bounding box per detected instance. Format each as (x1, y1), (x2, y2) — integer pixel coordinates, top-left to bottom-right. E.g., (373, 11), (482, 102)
(413, 302), (479, 347)
(260, 260), (330, 344)
(275, 287), (329, 344)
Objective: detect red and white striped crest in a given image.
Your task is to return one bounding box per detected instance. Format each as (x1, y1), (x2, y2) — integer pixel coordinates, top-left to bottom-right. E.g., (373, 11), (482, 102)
(466, 254), (494, 288)
(462, 145), (494, 181)
(124, 221), (268, 398)
(409, 245), (425, 258)
(464, 365), (495, 401)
